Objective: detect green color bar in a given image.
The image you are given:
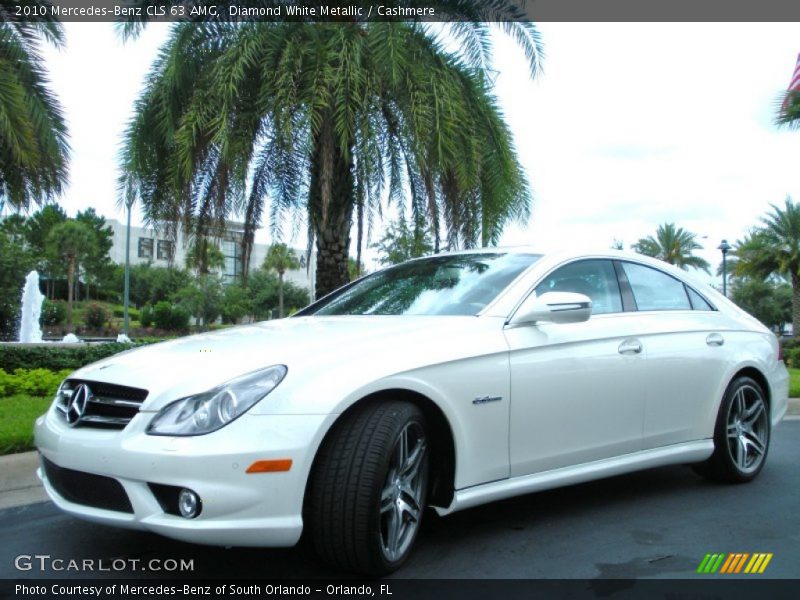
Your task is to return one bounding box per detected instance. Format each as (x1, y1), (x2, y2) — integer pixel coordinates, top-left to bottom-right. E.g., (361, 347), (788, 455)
(697, 554), (712, 573)
(710, 554), (726, 573)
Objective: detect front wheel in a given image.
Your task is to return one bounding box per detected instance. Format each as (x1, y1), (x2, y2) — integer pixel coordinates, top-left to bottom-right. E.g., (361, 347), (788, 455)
(304, 401), (429, 575)
(693, 376), (770, 483)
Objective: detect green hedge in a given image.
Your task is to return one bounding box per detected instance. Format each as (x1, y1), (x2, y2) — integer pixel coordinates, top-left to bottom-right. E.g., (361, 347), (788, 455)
(0, 368), (73, 397)
(0, 342), (157, 372)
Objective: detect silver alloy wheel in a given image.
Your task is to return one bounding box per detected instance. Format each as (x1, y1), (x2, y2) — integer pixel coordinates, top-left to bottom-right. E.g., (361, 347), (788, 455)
(725, 384), (769, 474)
(379, 421), (427, 562)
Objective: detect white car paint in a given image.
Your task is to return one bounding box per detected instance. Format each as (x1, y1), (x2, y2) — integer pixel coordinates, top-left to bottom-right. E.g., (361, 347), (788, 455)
(34, 248), (789, 548)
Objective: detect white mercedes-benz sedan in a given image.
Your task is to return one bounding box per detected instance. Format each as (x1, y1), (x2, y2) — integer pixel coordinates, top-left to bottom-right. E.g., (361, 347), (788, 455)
(35, 249), (788, 574)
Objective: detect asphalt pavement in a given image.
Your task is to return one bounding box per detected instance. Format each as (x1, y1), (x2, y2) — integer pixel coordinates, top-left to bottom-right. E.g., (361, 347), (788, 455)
(1, 420), (798, 579)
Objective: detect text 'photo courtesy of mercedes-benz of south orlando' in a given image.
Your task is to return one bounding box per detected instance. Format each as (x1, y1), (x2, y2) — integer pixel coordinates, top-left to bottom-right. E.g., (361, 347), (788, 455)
(1, 1), (800, 599)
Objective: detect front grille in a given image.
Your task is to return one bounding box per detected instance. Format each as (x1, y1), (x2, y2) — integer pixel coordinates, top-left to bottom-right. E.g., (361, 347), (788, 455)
(42, 457), (133, 513)
(55, 379), (148, 429)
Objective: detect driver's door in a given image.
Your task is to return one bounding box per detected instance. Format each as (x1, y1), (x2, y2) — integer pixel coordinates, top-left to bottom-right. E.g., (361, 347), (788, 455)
(504, 259), (647, 476)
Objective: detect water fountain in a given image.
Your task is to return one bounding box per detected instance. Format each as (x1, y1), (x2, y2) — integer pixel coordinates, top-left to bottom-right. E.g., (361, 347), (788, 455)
(18, 271), (44, 343)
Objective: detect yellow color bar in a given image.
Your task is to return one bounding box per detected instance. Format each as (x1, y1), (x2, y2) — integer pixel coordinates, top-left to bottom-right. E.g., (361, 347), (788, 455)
(758, 553), (773, 574)
(744, 554), (760, 573)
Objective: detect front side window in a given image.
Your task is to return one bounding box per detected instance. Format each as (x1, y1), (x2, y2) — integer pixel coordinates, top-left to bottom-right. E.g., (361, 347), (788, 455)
(307, 253), (540, 316)
(621, 262), (691, 311)
(535, 259), (623, 315)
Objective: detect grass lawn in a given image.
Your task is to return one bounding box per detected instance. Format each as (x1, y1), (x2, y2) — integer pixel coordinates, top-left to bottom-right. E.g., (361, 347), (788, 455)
(0, 395), (50, 455)
(790, 368), (800, 398)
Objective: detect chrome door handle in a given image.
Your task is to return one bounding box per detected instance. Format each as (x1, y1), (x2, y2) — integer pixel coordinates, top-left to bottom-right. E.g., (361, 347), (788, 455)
(618, 339), (642, 355)
(706, 333), (725, 347)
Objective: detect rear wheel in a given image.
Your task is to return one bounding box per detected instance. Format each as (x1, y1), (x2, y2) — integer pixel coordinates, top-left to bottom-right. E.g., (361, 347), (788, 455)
(693, 376), (770, 483)
(304, 401), (429, 575)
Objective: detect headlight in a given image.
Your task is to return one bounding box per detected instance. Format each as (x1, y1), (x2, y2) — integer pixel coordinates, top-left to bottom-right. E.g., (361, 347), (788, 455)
(146, 365), (287, 436)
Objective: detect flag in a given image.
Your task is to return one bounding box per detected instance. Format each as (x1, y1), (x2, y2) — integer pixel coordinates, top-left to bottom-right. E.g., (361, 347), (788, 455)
(781, 53), (800, 112)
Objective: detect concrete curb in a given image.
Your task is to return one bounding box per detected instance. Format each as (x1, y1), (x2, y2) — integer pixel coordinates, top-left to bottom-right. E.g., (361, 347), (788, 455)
(2, 398), (799, 510)
(0, 451), (46, 510)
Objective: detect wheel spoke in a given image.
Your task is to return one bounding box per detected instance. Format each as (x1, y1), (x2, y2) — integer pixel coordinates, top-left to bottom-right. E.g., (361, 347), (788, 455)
(726, 423), (738, 439)
(735, 436), (746, 468)
(397, 496), (420, 523)
(743, 400), (765, 426)
(734, 388), (746, 418)
(401, 440), (427, 482)
(744, 431), (766, 456)
(380, 484), (395, 514)
(385, 506), (401, 558)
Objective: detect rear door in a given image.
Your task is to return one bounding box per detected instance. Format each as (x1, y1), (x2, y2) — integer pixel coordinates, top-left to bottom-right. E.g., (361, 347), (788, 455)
(618, 261), (730, 447)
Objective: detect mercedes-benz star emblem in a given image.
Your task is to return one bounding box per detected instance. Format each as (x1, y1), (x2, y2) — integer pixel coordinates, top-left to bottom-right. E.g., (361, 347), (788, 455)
(66, 384), (91, 426)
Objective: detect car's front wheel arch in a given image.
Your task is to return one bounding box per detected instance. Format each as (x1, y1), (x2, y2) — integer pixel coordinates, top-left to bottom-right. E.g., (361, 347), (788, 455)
(303, 389), (456, 517)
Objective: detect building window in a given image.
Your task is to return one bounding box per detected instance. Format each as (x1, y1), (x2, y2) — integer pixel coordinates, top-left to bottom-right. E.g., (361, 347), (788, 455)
(138, 237), (154, 259)
(157, 240), (174, 261)
(221, 238), (242, 283)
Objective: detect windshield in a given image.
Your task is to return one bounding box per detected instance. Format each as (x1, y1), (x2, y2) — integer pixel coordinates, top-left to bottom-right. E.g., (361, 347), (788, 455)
(304, 253), (540, 316)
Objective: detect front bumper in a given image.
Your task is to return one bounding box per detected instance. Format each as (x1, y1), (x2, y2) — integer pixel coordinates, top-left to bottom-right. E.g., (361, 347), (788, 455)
(34, 405), (336, 547)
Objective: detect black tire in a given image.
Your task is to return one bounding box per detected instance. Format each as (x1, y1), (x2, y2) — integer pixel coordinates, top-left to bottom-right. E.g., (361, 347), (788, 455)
(304, 401), (429, 575)
(693, 376), (770, 483)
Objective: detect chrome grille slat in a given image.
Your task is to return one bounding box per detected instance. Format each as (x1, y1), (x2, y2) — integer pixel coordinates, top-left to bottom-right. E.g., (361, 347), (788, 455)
(55, 380), (148, 430)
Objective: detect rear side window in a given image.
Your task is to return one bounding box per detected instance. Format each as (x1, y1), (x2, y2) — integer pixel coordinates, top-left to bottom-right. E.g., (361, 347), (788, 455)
(687, 286), (714, 311)
(536, 259), (623, 315)
(621, 262), (691, 311)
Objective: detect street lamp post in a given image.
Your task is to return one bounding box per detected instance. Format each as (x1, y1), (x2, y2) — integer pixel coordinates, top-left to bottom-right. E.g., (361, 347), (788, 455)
(718, 239), (732, 297)
(123, 198), (133, 337)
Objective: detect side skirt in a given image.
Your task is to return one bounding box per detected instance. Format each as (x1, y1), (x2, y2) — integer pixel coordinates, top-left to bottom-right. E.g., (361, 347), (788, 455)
(435, 440), (714, 516)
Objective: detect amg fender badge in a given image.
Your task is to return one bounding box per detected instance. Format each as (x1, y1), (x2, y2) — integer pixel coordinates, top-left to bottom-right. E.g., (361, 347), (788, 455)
(473, 395), (503, 405)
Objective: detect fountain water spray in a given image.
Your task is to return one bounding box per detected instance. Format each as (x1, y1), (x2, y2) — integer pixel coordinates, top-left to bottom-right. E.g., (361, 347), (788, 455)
(19, 271), (44, 343)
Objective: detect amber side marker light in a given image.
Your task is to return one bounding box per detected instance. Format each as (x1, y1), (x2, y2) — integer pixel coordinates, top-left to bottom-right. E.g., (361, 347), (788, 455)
(246, 459), (293, 473)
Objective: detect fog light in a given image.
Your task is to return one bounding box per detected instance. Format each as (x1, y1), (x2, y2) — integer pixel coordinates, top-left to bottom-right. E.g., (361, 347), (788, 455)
(178, 488), (201, 519)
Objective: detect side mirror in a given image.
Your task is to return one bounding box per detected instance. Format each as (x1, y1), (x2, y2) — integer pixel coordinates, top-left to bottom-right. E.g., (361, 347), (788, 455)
(508, 291), (592, 325)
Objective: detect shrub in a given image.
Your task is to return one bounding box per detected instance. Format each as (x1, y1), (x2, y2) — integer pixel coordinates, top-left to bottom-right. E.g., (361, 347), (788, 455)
(140, 304), (154, 328)
(785, 347), (800, 369)
(0, 368), (73, 397)
(41, 300), (67, 326)
(153, 301), (189, 331)
(112, 306), (140, 320)
(84, 303), (109, 329)
(0, 342), (157, 371)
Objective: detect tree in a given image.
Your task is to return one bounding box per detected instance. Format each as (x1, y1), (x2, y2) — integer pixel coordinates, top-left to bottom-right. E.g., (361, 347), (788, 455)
(120, 14), (542, 299)
(45, 221), (96, 331)
(185, 236), (225, 275)
(0, 10), (69, 211)
(75, 208), (114, 300)
(373, 217), (435, 266)
(176, 274), (224, 327)
(220, 283), (252, 324)
(733, 197), (800, 337)
(632, 223), (711, 272)
(730, 277), (791, 333)
(0, 229), (34, 339)
(25, 204), (67, 298)
(263, 243), (301, 318)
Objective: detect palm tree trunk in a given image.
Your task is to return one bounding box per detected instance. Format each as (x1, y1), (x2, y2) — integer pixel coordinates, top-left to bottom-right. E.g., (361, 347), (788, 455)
(792, 272), (800, 339)
(278, 272), (284, 318)
(310, 125), (355, 299)
(66, 258), (75, 332)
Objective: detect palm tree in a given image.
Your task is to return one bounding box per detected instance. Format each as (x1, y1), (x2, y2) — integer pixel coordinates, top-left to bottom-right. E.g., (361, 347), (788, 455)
(46, 221), (96, 331)
(120, 12), (542, 298)
(263, 243), (301, 318)
(733, 198), (800, 337)
(632, 223), (711, 272)
(0, 9), (69, 211)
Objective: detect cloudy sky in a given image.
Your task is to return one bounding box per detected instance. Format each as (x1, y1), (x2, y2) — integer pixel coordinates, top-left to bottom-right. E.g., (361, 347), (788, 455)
(37, 21), (800, 281)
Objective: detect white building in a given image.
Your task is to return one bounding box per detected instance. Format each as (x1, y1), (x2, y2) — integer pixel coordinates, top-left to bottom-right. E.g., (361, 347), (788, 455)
(104, 219), (314, 292)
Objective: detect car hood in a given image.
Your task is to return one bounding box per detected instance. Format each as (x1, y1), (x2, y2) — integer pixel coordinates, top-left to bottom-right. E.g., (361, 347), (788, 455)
(69, 316), (503, 411)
